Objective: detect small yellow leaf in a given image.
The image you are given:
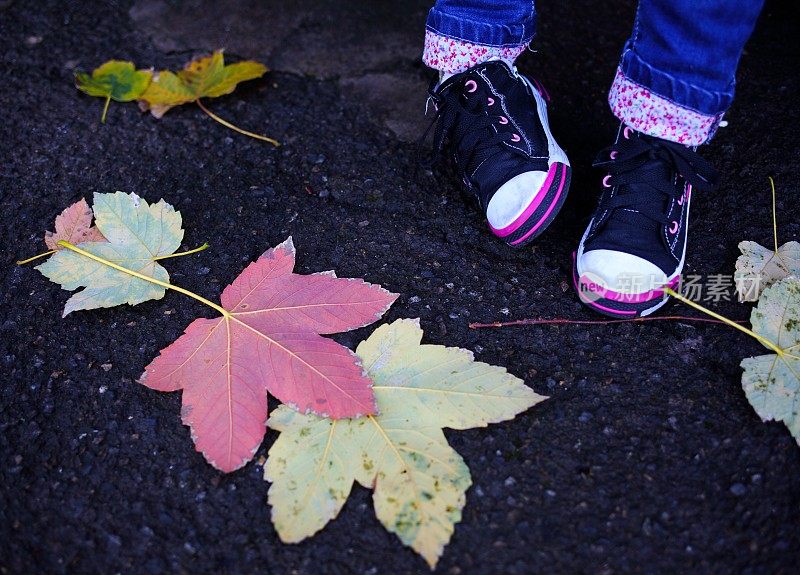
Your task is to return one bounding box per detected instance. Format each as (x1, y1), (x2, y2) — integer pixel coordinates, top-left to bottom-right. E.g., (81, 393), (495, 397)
(136, 71), (195, 118)
(139, 50), (266, 117)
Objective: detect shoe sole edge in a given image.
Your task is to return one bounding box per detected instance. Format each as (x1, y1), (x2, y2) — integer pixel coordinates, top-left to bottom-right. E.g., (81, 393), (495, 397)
(571, 251), (677, 318)
(490, 162), (571, 247)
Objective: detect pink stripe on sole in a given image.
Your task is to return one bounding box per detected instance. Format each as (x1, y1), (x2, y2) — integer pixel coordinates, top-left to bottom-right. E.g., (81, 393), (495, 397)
(510, 163), (568, 246)
(571, 262), (637, 316)
(578, 274), (680, 303)
(489, 162), (558, 238)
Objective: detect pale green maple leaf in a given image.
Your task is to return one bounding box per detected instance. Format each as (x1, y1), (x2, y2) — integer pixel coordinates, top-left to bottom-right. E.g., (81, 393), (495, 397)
(37, 191), (183, 316)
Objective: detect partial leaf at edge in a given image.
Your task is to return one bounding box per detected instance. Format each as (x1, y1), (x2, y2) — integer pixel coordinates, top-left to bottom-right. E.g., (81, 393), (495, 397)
(741, 277), (800, 443)
(735, 240), (800, 301)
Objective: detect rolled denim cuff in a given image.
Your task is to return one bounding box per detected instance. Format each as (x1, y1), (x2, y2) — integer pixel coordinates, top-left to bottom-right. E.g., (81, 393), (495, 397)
(609, 68), (726, 146)
(422, 30), (528, 74)
(620, 42), (735, 116)
(425, 5), (535, 49)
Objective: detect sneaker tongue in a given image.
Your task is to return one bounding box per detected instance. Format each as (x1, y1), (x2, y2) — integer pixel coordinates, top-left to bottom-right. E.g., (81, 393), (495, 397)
(589, 158), (675, 274)
(612, 157), (673, 216)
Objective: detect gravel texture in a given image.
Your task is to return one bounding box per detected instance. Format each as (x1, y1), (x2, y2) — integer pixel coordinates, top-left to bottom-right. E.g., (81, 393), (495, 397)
(1, 1), (799, 573)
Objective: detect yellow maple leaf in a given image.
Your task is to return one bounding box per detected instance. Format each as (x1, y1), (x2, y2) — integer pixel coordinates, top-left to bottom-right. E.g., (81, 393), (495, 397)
(139, 50), (277, 145)
(265, 319), (546, 568)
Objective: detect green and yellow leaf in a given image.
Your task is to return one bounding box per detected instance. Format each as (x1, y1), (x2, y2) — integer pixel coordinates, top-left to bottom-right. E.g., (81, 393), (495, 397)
(75, 60), (152, 122)
(265, 319), (546, 569)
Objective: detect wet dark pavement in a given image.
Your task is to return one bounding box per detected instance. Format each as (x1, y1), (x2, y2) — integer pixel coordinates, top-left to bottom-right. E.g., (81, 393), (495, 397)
(1, 1), (799, 573)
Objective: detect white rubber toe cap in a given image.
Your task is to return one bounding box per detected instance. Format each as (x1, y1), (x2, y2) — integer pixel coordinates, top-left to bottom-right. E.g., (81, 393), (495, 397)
(579, 249), (667, 293)
(486, 170), (548, 229)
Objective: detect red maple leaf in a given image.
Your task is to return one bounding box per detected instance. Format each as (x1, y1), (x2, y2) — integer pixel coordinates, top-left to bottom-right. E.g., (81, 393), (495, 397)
(139, 238), (397, 472)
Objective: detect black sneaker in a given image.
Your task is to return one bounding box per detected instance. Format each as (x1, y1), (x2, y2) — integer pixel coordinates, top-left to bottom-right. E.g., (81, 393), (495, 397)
(573, 125), (718, 317)
(426, 60), (571, 246)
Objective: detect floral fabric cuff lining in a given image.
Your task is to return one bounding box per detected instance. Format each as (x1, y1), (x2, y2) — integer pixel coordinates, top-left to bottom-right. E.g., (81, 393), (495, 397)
(422, 30), (527, 75)
(609, 68), (724, 146)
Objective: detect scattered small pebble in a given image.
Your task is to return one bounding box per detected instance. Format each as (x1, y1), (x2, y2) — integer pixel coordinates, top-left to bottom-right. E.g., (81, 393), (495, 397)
(730, 483), (747, 497)
(504, 476), (516, 487)
(408, 295), (421, 304)
(98, 385), (108, 394)
(499, 307), (510, 315)
(100, 363), (112, 372)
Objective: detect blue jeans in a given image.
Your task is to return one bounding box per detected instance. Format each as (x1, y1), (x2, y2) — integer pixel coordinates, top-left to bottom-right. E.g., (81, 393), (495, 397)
(426, 0), (764, 142)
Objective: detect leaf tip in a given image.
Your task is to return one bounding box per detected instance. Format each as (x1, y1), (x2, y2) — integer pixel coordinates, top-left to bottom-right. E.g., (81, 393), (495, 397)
(282, 236), (296, 255)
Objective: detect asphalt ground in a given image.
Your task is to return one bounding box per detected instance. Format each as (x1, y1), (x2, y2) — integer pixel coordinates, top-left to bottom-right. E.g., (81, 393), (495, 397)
(1, 1), (799, 573)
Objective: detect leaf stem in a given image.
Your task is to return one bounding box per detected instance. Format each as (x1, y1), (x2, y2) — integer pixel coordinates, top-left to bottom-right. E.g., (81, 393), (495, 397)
(101, 95), (111, 124)
(16, 250), (57, 265)
(152, 242), (210, 261)
(468, 315), (746, 329)
(57, 240), (231, 318)
(770, 176), (779, 254)
(196, 99), (280, 146)
(663, 287), (783, 357)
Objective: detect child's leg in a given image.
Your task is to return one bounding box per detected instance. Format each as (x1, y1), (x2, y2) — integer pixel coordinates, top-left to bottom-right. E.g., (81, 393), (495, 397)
(423, 1), (572, 247)
(609, 0), (765, 145)
(574, 0), (765, 318)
